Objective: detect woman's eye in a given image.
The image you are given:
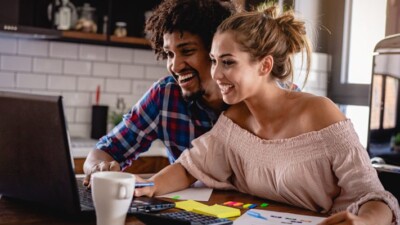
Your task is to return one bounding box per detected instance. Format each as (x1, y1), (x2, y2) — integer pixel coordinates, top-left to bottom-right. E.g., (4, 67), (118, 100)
(223, 60), (235, 66)
(163, 50), (174, 58)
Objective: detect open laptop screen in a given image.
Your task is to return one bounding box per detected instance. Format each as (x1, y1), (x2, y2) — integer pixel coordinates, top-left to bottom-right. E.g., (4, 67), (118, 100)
(0, 91), (81, 214)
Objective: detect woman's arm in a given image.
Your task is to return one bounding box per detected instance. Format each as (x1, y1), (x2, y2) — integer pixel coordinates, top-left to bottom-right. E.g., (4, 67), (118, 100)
(319, 200), (393, 225)
(134, 162), (197, 197)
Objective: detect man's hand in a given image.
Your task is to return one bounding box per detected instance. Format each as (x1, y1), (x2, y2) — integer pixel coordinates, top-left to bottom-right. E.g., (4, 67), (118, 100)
(82, 149), (122, 188)
(83, 160), (120, 188)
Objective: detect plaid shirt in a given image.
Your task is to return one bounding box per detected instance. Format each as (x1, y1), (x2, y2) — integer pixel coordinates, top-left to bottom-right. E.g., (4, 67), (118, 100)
(96, 76), (222, 169)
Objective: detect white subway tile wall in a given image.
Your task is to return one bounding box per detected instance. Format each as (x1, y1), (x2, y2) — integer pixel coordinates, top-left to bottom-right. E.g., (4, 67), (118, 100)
(0, 37), (329, 138)
(0, 37), (167, 138)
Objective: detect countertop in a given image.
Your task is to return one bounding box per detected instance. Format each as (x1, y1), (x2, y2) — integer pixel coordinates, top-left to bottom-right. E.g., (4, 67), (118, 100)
(70, 138), (168, 158)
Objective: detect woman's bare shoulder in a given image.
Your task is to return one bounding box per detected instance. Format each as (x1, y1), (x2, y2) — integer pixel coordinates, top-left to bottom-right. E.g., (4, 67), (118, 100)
(299, 94), (346, 131)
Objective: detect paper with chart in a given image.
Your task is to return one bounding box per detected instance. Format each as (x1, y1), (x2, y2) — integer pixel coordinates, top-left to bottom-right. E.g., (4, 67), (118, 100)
(157, 187), (213, 201)
(233, 209), (326, 225)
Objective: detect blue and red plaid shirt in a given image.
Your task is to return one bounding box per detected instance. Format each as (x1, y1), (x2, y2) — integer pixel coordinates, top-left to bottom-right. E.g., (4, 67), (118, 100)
(96, 76), (224, 169)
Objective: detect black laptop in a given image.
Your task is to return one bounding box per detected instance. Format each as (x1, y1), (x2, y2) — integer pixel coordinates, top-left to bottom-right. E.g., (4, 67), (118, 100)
(0, 91), (174, 215)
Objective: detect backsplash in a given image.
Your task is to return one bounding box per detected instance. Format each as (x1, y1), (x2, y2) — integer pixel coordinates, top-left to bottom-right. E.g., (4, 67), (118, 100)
(0, 37), (330, 138)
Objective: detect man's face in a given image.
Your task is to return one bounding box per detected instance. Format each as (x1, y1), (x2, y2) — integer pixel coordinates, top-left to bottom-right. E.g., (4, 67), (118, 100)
(163, 31), (213, 101)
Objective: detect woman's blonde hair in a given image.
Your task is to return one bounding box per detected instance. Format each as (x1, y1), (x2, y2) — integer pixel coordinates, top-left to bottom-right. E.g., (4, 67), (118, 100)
(216, 6), (311, 87)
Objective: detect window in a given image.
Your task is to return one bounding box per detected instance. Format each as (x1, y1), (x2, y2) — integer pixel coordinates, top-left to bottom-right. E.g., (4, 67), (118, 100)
(331, 0), (387, 147)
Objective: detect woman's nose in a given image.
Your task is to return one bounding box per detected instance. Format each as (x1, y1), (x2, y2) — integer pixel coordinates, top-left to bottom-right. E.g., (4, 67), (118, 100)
(211, 64), (222, 80)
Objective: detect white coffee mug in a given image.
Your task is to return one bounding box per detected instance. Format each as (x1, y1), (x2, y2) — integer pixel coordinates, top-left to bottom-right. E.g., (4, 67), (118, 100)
(91, 171), (135, 225)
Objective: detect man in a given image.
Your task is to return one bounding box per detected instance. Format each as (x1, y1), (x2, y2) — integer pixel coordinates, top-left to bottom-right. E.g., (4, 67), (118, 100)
(83, 0), (236, 185)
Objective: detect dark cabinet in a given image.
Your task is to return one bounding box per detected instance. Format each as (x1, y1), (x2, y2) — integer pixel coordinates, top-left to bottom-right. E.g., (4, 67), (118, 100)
(0, 0), (162, 48)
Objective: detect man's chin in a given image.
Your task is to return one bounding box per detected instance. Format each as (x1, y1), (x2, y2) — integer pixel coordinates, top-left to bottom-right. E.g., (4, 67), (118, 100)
(182, 90), (205, 102)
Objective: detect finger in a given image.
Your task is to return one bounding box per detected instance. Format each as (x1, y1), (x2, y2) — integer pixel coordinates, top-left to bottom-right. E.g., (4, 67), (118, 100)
(98, 162), (110, 171)
(109, 161), (121, 171)
(90, 164), (100, 173)
(134, 187), (152, 197)
(83, 174), (91, 186)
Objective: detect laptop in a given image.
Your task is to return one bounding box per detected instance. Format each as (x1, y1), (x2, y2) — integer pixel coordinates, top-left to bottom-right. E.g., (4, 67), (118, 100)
(0, 91), (175, 215)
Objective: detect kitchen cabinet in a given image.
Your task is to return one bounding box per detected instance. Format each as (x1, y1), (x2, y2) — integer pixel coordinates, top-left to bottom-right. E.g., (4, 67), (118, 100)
(0, 0), (161, 49)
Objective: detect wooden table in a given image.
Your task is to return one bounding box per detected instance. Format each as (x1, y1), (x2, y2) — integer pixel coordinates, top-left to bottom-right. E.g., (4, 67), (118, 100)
(0, 190), (326, 225)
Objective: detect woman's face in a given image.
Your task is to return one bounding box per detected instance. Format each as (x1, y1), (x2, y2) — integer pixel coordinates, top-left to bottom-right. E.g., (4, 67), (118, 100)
(210, 31), (264, 105)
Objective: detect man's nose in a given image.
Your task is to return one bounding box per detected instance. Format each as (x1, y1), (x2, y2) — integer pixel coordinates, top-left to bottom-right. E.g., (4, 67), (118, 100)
(170, 56), (185, 73)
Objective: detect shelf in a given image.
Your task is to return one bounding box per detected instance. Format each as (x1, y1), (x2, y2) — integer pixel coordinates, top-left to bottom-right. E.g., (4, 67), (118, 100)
(109, 35), (150, 46)
(62, 31), (107, 41)
(60, 31), (151, 49)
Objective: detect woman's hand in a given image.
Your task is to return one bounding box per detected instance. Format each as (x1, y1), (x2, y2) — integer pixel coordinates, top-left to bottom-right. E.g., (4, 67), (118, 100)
(134, 175), (156, 197)
(318, 211), (369, 225)
(319, 201), (393, 225)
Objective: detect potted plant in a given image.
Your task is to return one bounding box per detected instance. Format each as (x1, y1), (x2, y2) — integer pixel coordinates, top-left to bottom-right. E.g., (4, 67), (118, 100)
(392, 133), (400, 152)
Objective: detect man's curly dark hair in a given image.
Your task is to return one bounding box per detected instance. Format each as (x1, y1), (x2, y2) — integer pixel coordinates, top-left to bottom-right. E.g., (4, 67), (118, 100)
(145, 0), (236, 59)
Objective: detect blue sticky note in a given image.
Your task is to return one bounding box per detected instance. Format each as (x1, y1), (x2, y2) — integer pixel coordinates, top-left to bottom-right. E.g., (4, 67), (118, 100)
(248, 204), (257, 209)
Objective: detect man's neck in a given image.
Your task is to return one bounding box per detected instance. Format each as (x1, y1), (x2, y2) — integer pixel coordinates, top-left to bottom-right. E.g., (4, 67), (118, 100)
(201, 96), (228, 115)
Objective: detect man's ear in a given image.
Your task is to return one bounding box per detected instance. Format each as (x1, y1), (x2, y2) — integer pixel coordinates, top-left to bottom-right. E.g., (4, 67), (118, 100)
(260, 55), (273, 76)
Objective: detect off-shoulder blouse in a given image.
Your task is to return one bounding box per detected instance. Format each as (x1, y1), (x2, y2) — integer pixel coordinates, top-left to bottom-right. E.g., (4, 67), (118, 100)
(177, 114), (400, 223)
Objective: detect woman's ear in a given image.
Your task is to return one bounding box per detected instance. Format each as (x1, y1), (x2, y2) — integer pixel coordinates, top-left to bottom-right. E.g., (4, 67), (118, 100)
(260, 55), (273, 75)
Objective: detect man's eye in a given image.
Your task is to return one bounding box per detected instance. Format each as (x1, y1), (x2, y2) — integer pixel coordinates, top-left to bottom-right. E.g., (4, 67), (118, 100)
(182, 49), (194, 55)
(210, 58), (216, 65)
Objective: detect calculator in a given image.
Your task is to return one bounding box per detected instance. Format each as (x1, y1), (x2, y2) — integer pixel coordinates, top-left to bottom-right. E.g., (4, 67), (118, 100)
(134, 211), (233, 225)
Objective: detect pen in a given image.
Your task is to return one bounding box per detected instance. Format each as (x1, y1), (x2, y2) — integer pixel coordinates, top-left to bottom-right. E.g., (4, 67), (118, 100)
(135, 182), (155, 188)
(247, 210), (268, 220)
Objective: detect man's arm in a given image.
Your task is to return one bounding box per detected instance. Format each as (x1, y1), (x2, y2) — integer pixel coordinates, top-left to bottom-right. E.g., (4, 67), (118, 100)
(82, 78), (170, 186)
(83, 149), (121, 186)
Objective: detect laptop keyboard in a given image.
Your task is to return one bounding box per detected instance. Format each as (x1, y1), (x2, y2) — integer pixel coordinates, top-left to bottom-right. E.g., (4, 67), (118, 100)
(134, 211), (233, 225)
(75, 177), (175, 212)
(76, 179), (95, 209)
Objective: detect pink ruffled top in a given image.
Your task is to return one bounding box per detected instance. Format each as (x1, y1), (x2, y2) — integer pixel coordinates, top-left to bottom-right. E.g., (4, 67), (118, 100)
(177, 114), (400, 223)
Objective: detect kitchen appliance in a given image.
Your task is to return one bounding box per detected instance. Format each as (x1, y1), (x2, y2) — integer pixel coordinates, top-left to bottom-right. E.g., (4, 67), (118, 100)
(367, 33), (400, 200)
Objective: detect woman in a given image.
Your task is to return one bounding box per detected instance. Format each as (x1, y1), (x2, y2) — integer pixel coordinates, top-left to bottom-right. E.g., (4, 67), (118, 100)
(135, 6), (399, 225)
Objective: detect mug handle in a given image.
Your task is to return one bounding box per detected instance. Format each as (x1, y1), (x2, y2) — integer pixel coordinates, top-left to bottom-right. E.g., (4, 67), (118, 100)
(117, 183), (129, 199)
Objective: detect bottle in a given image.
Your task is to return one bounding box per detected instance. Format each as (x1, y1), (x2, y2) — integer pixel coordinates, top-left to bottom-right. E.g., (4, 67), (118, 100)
(58, 0), (72, 30)
(102, 15), (108, 35)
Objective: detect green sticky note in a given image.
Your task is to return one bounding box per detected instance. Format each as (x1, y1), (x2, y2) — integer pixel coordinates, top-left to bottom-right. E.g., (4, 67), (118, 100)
(172, 195), (180, 199)
(260, 203), (269, 207)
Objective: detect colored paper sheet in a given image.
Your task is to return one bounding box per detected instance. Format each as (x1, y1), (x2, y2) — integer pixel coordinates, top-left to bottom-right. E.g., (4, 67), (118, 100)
(233, 209), (326, 225)
(157, 187), (213, 201)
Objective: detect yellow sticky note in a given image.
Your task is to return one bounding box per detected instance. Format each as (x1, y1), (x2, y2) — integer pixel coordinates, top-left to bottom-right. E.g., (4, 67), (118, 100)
(192, 204), (241, 218)
(175, 200), (209, 211)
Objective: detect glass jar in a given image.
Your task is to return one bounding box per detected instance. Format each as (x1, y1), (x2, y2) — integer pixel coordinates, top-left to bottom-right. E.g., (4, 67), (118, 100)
(75, 3), (97, 33)
(114, 22), (127, 37)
